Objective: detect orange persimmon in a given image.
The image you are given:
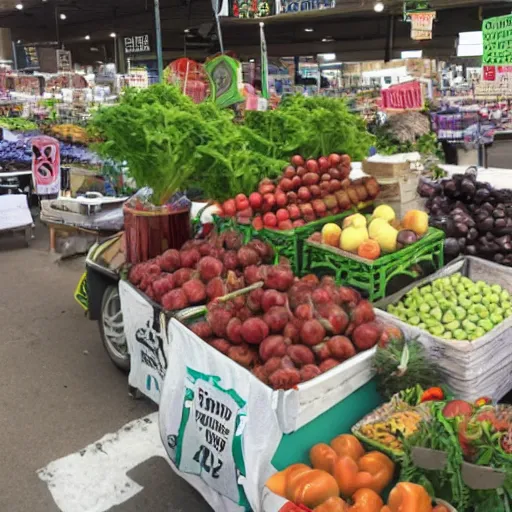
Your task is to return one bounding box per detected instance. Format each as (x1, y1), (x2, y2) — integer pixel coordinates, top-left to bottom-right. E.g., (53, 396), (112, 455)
(349, 488), (384, 512)
(330, 434), (365, 462)
(332, 451), (395, 498)
(287, 469), (340, 509)
(332, 456), (373, 498)
(386, 482), (432, 512)
(285, 464), (316, 498)
(358, 452), (395, 494)
(314, 496), (349, 512)
(310, 443), (339, 473)
(357, 239), (381, 260)
(266, 464), (309, 497)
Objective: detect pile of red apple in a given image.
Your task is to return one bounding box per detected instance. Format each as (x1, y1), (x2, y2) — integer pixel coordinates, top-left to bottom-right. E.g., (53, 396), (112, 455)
(188, 272), (398, 390)
(128, 231), (275, 309)
(220, 153), (380, 231)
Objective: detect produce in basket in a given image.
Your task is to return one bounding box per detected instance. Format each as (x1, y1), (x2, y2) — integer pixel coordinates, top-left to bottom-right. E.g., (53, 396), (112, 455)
(127, 231), (274, 309)
(385, 272), (512, 341)
(311, 206), (429, 259)
(268, 435), (453, 511)
(186, 271), (390, 389)
(400, 399), (512, 512)
(420, 167), (512, 266)
(373, 337), (442, 400)
(358, 410), (423, 452)
(219, 154), (380, 230)
(267, 434), (449, 511)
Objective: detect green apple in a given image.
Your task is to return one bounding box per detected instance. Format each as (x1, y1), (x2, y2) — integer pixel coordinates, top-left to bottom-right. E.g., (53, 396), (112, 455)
(409, 315), (421, 326)
(429, 325), (445, 336)
(478, 319), (494, 332)
(454, 329), (467, 340)
(431, 307), (442, 321)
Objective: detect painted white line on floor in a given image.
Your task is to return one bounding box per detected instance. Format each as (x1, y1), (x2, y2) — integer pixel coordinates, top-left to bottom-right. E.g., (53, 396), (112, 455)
(37, 413), (166, 512)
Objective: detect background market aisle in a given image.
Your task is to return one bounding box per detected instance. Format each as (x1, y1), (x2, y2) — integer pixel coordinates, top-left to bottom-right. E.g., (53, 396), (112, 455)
(0, 225), (211, 512)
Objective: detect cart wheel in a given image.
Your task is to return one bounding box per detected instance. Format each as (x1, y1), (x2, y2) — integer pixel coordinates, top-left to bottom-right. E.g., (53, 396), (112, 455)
(99, 285), (130, 372)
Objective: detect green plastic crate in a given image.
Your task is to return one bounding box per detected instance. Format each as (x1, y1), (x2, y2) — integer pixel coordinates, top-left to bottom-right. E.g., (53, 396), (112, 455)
(212, 215), (253, 243)
(302, 227), (445, 302)
(214, 210), (356, 274)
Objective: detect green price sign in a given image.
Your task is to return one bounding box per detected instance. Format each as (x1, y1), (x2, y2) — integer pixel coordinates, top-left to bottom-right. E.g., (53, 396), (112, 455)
(483, 14), (512, 66)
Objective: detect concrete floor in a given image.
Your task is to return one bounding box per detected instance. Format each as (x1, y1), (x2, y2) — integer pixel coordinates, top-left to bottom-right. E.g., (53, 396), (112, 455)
(0, 225), (211, 512)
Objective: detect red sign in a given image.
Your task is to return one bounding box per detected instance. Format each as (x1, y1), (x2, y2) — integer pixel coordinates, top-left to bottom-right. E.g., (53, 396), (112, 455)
(381, 81), (423, 110)
(483, 66), (497, 81)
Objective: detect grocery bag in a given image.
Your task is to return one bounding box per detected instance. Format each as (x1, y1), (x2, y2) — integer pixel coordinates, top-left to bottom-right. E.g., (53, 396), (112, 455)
(119, 280), (169, 404)
(159, 319), (282, 512)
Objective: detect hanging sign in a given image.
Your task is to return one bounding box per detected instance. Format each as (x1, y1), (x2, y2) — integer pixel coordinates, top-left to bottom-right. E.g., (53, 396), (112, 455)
(381, 81), (423, 110)
(410, 11), (435, 40)
(279, 0), (334, 14)
(32, 136), (61, 196)
(57, 50), (72, 72)
(483, 66), (496, 82)
(123, 35), (151, 54)
(403, 0), (431, 21)
(482, 14), (512, 66)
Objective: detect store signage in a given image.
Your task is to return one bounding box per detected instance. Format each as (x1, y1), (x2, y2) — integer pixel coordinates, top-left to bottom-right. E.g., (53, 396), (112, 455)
(280, 0), (334, 14)
(483, 66), (496, 81)
(56, 50), (72, 72)
(482, 14), (512, 66)
(403, 0), (431, 21)
(15, 44), (39, 70)
(32, 136), (61, 196)
(381, 81), (423, 110)
(410, 11), (435, 40)
(123, 34), (151, 54)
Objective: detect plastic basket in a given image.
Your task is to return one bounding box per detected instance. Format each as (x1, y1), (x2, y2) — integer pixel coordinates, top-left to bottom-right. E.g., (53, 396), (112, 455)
(214, 209), (357, 275)
(213, 215), (253, 244)
(302, 227), (445, 302)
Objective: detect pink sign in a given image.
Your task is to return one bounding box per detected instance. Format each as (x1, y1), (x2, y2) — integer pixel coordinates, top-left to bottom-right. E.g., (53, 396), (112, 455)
(483, 66), (496, 81)
(381, 81), (423, 110)
(32, 136), (60, 196)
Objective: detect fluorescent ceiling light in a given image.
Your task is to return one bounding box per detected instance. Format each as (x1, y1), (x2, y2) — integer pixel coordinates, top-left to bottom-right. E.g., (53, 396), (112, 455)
(85, 35), (90, 40)
(319, 53), (336, 61)
(184, 29), (190, 33)
(401, 50), (422, 58)
(110, 32), (116, 38)
(304, 28), (314, 32)
(374, 2), (384, 12)
(321, 37), (333, 42)
(60, 13), (66, 19)
(15, 3), (23, 9)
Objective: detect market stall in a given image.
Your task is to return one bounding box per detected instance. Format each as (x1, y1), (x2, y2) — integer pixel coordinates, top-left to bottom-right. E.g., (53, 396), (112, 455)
(80, 82), (512, 512)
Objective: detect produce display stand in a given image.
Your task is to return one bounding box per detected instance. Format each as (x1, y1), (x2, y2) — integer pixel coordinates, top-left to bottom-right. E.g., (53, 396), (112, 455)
(376, 256), (512, 401)
(117, 280), (383, 511)
(302, 227), (445, 302)
(158, 318), (382, 512)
